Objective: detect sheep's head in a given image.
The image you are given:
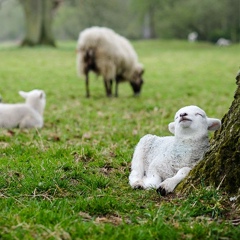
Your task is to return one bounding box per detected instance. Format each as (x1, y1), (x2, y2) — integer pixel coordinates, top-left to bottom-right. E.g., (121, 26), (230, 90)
(19, 89), (46, 115)
(130, 63), (144, 96)
(168, 105), (221, 138)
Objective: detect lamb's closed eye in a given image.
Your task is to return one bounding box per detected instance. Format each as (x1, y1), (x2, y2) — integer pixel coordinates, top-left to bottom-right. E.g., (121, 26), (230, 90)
(195, 113), (204, 117)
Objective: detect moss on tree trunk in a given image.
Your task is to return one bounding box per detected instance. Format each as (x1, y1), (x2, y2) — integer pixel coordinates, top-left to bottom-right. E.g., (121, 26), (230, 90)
(177, 71), (240, 196)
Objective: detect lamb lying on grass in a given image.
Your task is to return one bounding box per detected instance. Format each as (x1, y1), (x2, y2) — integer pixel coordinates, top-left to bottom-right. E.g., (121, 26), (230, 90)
(0, 89), (46, 129)
(129, 105), (221, 195)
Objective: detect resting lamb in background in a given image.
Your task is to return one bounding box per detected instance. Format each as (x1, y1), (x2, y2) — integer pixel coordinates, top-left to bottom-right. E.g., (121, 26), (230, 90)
(76, 26), (144, 97)
(129, 105), (221, 195)
(0, 89), (46, 129)
(188, 32), (198, 42)
(216, 38), (231, 46)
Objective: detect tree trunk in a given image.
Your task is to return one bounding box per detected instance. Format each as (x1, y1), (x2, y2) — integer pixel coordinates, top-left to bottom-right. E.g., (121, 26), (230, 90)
(142, 5), (156, 39)
(19, 0), (61, 47)
(177, 71), (240, 196)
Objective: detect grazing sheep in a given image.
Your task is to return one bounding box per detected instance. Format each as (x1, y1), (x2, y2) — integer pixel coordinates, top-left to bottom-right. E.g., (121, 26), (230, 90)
(0, 89), (46, 129)
(129, 105), (221, 195)
(188, 32), (198, 42)
(76, 26), (144, 97)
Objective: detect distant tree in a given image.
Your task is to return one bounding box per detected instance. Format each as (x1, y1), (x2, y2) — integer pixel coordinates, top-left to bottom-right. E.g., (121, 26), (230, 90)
(178, 70), (240, 196)
(54, 0), (136, 40)
(131, 0), (163, 39)
(156, 0), (240, 42)
(0, 0), (6, 8)
(19, 0), (62, 46)
(225, 0), (240, 42)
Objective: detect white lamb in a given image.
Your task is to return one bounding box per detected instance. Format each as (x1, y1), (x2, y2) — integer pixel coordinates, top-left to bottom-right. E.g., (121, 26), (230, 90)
(129, 105), (221, 195)
(76, 26), (144, 97)
(0, 89), (46, 129)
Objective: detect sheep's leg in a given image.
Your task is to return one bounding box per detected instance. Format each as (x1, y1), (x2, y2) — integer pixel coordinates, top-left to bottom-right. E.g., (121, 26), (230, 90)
(104, 80), (109, 96)
(104, 79), (112, 97)
(109, 80), (113, 96)
(115, 79), (119, 97)
(156, 167), (191, 196)
(85, 72), (90, 98)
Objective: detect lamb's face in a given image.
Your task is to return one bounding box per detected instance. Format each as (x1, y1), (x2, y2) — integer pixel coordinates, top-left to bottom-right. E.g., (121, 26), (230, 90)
(175, 106), (207, 130)
(168, 105), (221, 137)
(29, 90), (46, 99)
(19, 89), (46, 108)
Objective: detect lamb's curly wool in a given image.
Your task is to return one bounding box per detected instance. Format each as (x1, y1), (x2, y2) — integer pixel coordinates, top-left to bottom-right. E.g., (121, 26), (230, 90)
(129, 105), (221, 195)
(0, 89), (46, 129)
(76, 26), (144, 97)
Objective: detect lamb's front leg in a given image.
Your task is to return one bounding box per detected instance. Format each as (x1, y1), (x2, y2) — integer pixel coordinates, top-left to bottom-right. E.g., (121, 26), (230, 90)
(19, 116), (42, 129)
(129, 134), (156, 189)
(157, 167), (191, 196)
(129, 139), (148, 189)
(143, 170), (162, 189)
(130, 169), (161, 190)
(129, 154), (145, 189)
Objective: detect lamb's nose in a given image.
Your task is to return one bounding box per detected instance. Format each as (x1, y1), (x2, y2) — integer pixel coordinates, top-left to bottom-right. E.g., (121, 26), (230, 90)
(180, 113), (188, 117)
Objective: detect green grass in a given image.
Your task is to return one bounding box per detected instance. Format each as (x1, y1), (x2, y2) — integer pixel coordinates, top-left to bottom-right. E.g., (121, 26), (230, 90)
(0, 40), (239, 239)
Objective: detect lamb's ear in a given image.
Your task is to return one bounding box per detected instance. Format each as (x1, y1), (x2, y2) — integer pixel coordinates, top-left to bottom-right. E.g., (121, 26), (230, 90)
(207, 118), (221, 131)
(19, 91), (28, 99)
(168, 122), (175, 134)
(39, 91), (46, 99)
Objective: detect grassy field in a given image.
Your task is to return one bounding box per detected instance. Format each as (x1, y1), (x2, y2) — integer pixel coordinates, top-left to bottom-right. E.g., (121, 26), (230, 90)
(0, 40), (239, 239)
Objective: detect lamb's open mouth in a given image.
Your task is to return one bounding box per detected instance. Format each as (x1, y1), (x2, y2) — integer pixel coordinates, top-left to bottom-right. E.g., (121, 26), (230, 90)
(179, 117), (192, 123)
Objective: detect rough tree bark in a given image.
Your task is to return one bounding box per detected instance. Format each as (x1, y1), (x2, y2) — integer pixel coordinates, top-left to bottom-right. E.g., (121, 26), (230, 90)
(19, 0), (62, 47)
(177, 71), (240, 196)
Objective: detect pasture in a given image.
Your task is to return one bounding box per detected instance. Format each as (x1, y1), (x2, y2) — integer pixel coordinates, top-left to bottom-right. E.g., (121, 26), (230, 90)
(0, 40), (239, 239)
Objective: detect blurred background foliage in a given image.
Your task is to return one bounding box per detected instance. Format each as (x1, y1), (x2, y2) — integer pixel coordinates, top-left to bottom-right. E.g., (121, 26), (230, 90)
(0, 0), (239, 43)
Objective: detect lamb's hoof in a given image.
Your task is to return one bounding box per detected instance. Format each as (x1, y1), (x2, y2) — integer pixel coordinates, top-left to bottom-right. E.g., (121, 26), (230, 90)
(156, 186), (167, 196)
(133, 185), (144, 190)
